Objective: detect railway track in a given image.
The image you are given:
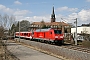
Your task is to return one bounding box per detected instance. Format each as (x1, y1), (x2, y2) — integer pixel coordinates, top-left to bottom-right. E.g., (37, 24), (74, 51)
(32, 39), (90, 53)
(61, 45), (90, 53)
(31, 39), (90, 54)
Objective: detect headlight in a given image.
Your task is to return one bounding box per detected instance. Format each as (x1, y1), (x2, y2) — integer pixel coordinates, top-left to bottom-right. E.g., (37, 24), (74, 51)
(55, 36), (58, 38)
(60, 36), (63, 38)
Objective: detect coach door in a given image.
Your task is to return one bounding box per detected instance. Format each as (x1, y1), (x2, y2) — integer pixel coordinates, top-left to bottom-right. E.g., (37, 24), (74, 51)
(49, 31), (52, 40)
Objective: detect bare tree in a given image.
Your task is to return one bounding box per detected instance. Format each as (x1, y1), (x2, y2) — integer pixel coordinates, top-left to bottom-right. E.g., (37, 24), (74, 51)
(0, 14), (3, 26)
(3, 14), (9, 29)
(40, 20), (46, 28)
(0, 26), (4, 38)
(9, 15), (16, 28)
(0, 14), (16, 38)
(83, 28), (88, 34)
(0, 14), (16, 30)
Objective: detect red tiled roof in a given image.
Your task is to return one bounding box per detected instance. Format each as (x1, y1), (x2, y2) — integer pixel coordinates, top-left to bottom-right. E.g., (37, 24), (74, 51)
(31, 22), (69, 26)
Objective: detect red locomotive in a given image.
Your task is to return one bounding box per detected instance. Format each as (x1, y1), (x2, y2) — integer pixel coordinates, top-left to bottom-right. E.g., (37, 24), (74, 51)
(15, 28), (64, 44)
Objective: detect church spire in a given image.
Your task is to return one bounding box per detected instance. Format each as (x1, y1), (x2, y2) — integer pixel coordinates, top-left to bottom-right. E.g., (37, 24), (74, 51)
(52, 6), (55, 14)
(51, 6), (56, 22)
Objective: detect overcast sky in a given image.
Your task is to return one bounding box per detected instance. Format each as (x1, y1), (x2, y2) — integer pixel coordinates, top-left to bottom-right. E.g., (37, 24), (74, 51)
(0, 0), (90, 26)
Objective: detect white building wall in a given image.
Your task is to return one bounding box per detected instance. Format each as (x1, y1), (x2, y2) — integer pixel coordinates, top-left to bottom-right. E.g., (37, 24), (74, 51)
(71, 26), (90, 34)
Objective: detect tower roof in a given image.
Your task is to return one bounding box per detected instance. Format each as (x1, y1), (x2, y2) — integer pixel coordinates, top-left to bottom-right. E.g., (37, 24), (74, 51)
(51, 6), (55, 17)
(52, 6), (55, 14)
(51, 6), (56, 22)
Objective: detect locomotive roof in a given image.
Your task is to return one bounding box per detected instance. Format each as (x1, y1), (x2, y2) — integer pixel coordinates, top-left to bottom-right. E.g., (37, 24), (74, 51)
(35, 28), (53, 32)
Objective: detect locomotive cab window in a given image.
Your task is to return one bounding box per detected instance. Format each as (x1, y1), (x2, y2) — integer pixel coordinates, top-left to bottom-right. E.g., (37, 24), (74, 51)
(54, 30), (61, 34)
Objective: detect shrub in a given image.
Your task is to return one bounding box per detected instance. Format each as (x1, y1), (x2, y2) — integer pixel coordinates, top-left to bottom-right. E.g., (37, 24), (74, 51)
(82, 40), (90, 48)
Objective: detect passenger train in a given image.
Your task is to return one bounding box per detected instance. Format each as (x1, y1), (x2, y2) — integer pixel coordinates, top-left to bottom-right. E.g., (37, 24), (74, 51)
(15, 28), (64, 45)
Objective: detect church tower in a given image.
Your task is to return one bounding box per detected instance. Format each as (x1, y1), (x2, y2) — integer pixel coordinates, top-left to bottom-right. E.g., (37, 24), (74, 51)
(51, 6), (56, 22)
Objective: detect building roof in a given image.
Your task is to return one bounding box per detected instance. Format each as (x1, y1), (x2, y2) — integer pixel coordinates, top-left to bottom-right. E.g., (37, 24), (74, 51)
(31, 22), (69, 26)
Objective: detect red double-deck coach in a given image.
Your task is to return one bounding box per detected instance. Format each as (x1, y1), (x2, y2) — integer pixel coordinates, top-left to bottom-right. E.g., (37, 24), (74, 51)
(15, 32), (32, 39)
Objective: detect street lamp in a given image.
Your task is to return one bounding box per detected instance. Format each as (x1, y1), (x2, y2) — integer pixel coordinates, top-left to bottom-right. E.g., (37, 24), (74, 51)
(61, 18), (78, 45)
(74, 18), (77, 45)
(19, 21), (20, 42)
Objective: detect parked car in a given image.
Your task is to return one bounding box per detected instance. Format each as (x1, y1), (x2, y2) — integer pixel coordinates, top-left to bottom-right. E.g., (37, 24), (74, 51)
(77, 35), (85, 41)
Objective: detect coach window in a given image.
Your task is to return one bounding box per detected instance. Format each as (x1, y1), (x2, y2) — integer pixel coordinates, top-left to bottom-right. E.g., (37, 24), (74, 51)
(26, 33), (27, 35)
(28, 33), (30, 36)
(25, 33), (26, 36)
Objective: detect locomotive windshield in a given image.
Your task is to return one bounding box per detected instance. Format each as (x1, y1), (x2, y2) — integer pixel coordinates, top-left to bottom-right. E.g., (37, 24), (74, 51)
(54, 30), (62, 34)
